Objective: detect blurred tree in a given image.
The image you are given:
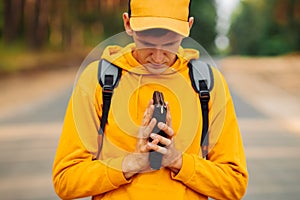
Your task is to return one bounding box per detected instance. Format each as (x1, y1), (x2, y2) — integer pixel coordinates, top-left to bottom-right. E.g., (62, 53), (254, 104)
(230, 0), (300, 56)
(190, 0), (217, 54)
(0, 0), (127, 50)
(24, 0), (49, 49)
(0, 0), (217, 52)
(0, 0), (3, 38)
(2, 0), (24, 44)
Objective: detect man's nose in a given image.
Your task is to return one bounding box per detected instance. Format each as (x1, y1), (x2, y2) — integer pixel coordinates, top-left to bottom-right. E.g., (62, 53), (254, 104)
(152, 48), (165, 64)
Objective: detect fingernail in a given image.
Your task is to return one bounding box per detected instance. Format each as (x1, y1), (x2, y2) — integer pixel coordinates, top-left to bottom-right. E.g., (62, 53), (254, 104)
(162, 149), (167, 154)
(158, 122), (165, 129)
(148, 142), (154, 147)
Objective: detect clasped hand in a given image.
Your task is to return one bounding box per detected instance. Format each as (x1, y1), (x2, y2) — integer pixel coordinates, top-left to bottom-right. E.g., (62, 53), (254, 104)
(122, 99), (182, 179)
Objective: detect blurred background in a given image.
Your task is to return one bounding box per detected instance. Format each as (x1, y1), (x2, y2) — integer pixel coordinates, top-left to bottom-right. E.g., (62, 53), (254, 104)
(0, 0), (299, 199)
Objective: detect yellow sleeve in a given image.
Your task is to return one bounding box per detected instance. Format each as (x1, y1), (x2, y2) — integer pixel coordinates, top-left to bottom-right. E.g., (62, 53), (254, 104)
(52, 63), (131, 199)
(172, 71), (248, 199)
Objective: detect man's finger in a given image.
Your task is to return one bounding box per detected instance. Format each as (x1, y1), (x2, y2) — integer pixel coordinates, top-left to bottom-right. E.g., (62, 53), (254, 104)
(147, 142), (167, 155)
(140, 118), (156, 139)
(142, 100), (154, 126)
(150, 133), (172, 146)
(165, 102), (172, 127)
(157, 122), (174, 137)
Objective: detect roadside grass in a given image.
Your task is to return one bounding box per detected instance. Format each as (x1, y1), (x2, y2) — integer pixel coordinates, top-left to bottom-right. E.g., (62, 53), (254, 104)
(0, 44), (90, 76)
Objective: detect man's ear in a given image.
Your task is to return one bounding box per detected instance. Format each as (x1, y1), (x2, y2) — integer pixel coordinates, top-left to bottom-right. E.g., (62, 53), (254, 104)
(188, 17), (194, 30)
(123, 12), (133, 36)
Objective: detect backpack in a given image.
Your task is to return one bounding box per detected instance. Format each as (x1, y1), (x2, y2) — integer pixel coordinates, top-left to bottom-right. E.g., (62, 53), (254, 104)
(96, 59), (214, 159)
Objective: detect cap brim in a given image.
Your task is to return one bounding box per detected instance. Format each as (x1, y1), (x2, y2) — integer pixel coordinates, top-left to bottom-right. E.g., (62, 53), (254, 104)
(130, 17), (190, 37)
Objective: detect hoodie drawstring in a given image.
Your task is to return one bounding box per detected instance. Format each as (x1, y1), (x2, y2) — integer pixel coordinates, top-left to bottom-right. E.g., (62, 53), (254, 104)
(135, 75), (143, 119)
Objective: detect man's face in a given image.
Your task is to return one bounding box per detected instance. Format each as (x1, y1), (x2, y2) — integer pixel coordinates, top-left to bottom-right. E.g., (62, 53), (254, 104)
(132, 31), (184, 74)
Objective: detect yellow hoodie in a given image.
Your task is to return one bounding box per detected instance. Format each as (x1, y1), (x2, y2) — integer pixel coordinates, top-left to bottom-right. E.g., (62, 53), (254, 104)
(52, 44), (248, 200)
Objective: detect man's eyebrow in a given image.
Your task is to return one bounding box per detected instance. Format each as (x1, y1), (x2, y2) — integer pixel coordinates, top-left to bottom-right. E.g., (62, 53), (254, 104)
(163, 41), (178, 46)
(136, 38), (180, 46)
(137, 39), (155, 46)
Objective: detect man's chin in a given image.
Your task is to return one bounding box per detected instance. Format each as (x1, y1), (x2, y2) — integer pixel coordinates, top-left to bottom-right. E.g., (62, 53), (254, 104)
(143, 63), (169, 74)
(145, 66), (168, 75)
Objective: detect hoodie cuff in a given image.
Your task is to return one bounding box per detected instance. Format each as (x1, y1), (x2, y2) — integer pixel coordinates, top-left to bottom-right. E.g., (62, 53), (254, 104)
(106, 157), (132, 187)
(171, 153), (195, 183)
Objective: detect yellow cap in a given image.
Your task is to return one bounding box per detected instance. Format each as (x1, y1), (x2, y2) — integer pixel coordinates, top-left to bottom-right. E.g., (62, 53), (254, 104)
(129, 0), (191, 37)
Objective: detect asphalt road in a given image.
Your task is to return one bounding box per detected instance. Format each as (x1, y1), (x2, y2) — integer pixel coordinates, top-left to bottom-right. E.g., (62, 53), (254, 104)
(0, 72), (300, 199)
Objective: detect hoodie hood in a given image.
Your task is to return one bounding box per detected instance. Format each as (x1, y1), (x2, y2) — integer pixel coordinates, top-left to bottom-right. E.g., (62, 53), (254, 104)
(101, 43), (199, 75)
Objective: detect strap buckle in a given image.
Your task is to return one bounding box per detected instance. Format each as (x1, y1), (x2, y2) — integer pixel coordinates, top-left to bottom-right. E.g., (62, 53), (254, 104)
(102, 84), (114, 100)
(199, 90), (210, 102)
(102, 84), (114, 93)
(102, 74), (114, 99)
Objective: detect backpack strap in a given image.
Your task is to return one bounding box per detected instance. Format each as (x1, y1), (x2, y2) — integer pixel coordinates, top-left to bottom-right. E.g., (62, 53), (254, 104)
(188, 60), (214, 158)
(96, 59), (122, 158)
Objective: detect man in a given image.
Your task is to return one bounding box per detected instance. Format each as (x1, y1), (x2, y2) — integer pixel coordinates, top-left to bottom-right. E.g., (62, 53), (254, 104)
(52, 0), (248, 199)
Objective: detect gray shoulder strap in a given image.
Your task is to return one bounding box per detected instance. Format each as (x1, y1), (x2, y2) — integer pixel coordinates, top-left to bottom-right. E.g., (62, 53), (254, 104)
(98, 59), (122, 87)
(188, 59), (214, 92)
